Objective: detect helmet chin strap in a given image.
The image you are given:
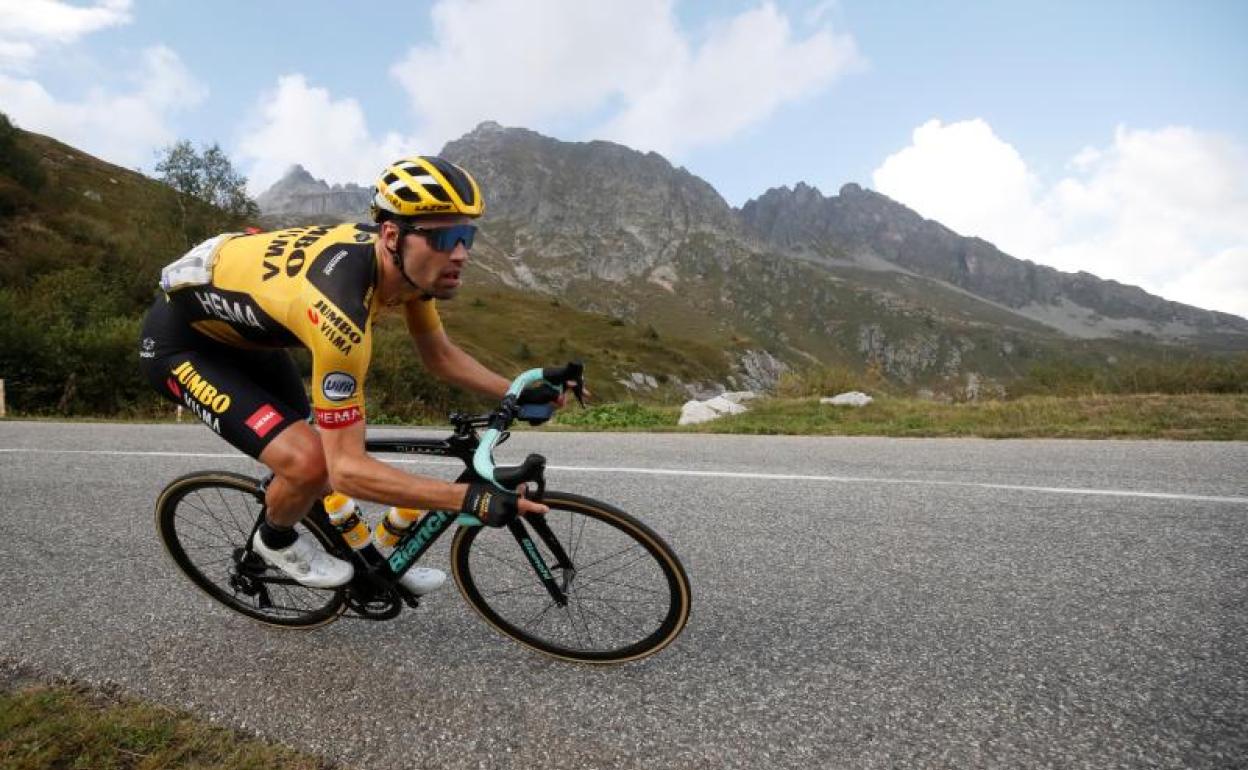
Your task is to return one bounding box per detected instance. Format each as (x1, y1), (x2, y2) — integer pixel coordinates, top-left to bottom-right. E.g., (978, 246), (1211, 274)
(385, 233), (434, 300)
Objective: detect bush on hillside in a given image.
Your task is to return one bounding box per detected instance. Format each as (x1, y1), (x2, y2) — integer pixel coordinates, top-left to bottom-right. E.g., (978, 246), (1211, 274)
(774, 364), (879, 398)
(1013, 355), (1248, 397)
(0, 112), (47, 194)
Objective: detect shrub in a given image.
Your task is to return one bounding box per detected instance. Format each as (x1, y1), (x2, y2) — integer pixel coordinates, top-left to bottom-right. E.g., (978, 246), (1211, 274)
(775, 364), (867, 398)
(1013, 355), (1248, 397)
(554, 402), (672, 429)
(0, 112), (47, 193)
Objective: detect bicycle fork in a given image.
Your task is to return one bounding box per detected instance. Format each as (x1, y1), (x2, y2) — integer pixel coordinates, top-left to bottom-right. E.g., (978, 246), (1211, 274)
(507, 514), (576, 606)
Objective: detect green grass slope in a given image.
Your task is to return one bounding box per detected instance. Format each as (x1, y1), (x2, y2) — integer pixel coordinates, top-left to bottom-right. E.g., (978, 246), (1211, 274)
(0, 117), (734, 418)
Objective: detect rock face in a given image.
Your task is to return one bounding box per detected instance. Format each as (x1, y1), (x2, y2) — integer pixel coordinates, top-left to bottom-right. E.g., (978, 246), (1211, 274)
(255, 122), (1248, 391)
(255, 165), (371, 222)
(442, 121), (741, 287)
(741, 182), (1248, 338)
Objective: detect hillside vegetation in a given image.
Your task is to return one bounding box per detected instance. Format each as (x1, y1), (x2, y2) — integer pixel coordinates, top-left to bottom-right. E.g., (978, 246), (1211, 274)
(0, 117), (730, 419)
(3, 116), (1245, 436)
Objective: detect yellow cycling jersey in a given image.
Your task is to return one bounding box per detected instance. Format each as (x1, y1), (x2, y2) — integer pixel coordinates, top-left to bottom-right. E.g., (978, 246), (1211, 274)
(160, 222), (442, 429)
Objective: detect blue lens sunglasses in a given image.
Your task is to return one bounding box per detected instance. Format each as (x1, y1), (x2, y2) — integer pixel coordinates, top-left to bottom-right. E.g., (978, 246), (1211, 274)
(403, 223), (477, 252)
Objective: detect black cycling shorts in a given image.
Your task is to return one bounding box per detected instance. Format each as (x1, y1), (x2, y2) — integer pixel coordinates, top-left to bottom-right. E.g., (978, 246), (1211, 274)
(139, 296), (311, 459)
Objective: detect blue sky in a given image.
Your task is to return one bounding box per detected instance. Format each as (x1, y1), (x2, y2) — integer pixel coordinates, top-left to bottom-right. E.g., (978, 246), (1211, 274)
(2, 1), (1246, 315)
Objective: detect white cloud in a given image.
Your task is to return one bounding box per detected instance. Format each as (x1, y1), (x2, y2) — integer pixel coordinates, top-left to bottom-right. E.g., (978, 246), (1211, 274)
(598, 3), (861, 156)
(0, 0), (131, 70)
(872, 119), (1056, 255)
(236, 74), (411, 194)
(872, 119), (1248, 319)
(387, 0), (861, 156)
(0, 45), (206, 168)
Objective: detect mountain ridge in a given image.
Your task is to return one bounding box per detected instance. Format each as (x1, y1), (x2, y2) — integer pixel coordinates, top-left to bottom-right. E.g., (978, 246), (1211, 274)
(256, 121), (1247, 387)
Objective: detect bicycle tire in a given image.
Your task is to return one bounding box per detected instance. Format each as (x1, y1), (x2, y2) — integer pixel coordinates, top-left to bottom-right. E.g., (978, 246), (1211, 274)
(450, 491), (691, 663)
(155, 470), (347, 628)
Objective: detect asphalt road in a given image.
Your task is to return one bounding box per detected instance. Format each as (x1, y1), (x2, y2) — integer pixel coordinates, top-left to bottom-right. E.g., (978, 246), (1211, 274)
(1, 421), (1245, 769)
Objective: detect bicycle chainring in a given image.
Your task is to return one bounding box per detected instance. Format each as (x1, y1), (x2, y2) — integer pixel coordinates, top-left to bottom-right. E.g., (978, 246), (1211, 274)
(343, 584), (403, 621)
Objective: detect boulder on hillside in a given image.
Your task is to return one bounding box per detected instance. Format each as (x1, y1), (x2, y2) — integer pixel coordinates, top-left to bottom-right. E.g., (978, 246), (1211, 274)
(820, 391), (873, 407)
(679, 395), (750, 425)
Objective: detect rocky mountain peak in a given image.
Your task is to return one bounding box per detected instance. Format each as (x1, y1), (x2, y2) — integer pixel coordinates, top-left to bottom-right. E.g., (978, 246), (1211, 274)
(440, 120), (741, 284)
(256, 121), (1247, 353)
(255, 164), (371, 222)
(740, 180), (1248, 336)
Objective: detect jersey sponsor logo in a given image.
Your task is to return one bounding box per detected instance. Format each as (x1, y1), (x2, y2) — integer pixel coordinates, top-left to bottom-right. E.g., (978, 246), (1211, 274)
(192, 290), (265, 331)
(140, 337), (156, 359)
(322, 250), (349, 276)
(311, 298), (363, 354)
(315, 405), (362, 429)
(262, 225), (330, 281)
(381, 191), (452, 213)
(166, 377), (181, 398)
(321, 371), (356, 402)
(307, 307), (320, 325)
(387, 510), (451, 572)
(245, 404), (282, 438)
(180, 396), (222, 434)
(170, 360), (232, 413)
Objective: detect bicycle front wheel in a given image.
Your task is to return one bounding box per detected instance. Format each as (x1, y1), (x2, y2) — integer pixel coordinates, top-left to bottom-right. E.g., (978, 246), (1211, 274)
(450, 491), (691, 663)
(155, 471), (347, 628)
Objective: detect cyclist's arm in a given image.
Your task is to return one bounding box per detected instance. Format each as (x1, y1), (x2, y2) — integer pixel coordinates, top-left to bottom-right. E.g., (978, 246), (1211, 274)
(319, 421), (468, 510)
(319, 416), (549, 518)
(405, 300), (509, 399)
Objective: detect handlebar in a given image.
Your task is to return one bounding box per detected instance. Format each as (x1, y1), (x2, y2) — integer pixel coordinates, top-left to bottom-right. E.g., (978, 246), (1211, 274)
(472, 361), (584, 493)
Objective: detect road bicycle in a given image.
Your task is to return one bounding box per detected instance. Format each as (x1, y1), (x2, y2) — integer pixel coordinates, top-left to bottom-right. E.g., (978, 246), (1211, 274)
(154, 363), (691, 664)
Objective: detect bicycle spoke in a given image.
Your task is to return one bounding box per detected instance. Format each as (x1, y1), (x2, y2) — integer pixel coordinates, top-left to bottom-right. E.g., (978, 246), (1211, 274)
(195, 491), (237, 545)
(472, 543), (532, 575)
(568, 542), (645, 574)
(574, 551), (655, 588)
(571, 514), (588, 562)
(524, 599), (558, 628)
(218, 487), (253, 540)
(578, 589), (654, 629)
(575, 574), (666, 596)
(563, 603), (593, 647)
(482, 582), (549, 598)
(175, 516), (235, 548)
(572, 589), (666, 605)
(573, 597), (634, 638)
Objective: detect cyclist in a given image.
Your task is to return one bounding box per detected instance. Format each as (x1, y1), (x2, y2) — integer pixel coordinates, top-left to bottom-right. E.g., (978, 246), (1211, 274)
(139, 156), (560, 592)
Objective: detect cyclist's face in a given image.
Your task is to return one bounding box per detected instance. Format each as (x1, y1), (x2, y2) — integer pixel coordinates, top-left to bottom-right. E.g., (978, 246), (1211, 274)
(394, 216), (470, 300)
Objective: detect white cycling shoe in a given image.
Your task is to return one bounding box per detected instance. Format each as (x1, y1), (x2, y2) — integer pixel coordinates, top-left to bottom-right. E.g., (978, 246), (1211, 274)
(251, 531), (354, 588)
(396, 567), (447, 596)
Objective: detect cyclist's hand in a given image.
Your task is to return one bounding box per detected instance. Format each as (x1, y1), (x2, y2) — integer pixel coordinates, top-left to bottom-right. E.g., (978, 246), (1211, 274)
(461, 482), (548, 527)
(518, 382), (560, 405)
(553, 380), (591, 409)
(517, 484), (550, 516)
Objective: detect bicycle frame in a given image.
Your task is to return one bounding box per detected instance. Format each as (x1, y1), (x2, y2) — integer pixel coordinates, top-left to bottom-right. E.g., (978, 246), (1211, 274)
(364, 428), (576, 608)
(243, 362), (586, 609)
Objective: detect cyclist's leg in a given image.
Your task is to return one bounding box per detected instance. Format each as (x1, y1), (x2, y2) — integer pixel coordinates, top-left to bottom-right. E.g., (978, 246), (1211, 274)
(238, 347), (329, 528)
(140, 298), (327, 525)
(258, 422), (328, 527)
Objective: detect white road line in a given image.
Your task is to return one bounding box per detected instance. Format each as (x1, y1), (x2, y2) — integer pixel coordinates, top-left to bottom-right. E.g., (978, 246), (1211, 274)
(2, 447), (1245, 505)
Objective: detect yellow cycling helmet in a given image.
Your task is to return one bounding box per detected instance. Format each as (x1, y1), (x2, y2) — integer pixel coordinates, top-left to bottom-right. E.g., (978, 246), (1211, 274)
(370, 156), (484, 221)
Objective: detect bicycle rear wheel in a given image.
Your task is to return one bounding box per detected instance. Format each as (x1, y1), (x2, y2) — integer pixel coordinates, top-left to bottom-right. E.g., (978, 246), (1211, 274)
(450, 491), (691, 663)
(155, 470), (346, 628)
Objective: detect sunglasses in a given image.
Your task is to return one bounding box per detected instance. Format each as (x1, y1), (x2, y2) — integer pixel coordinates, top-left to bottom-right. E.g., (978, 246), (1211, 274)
(402, 223), (477, 252)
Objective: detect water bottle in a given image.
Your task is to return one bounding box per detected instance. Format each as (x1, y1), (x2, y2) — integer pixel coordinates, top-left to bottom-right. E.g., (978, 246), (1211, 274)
(323, 492), (374, 551)
(372, 506), (424, 553)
